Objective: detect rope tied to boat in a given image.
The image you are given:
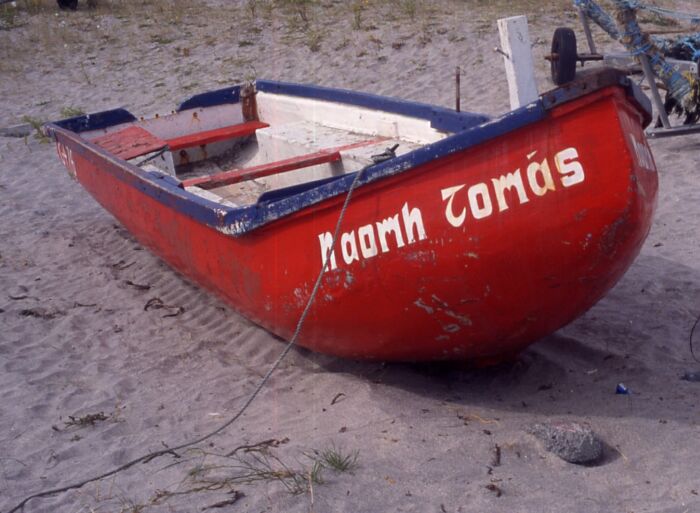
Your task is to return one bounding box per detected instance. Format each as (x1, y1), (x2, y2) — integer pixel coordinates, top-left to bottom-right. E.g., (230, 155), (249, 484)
(655, 34), (700, 62)
(691, 312), (700, 364)
(574, 0), (621, 39)
(5, 146), (398, 513)
(575, 0), (700, 122)
(577, 0), (700, 27)
(623, 0), (700, 24)
(687, 42), (700, 62)
(613, 0), (692, 102)
(575, 0), (700, 62)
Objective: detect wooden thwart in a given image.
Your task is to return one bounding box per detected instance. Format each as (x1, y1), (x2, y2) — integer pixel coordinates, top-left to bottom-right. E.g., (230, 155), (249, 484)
(182, 137), (389, 190)
(183, 150), (342, 190)
(166, 120), (269, 151)
(91, 120), (269, 161)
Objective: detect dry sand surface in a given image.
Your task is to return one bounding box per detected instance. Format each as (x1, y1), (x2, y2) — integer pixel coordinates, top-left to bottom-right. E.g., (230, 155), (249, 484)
(1, 0), (700, 511)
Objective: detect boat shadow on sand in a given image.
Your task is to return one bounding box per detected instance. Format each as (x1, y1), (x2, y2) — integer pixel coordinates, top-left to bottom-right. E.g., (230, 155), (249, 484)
(307, 253), (700, 433)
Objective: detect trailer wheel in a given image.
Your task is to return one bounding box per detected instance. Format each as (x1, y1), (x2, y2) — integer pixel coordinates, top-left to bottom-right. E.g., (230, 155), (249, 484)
(551, 27), (577, 85)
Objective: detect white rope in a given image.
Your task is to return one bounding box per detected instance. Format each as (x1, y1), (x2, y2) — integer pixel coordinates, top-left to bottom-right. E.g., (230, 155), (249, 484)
(6, 165), (369, 513)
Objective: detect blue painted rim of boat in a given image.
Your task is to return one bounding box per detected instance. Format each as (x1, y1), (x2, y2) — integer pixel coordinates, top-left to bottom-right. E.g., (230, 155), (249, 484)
(53, 108), (137, 133)
(177, 85), (242, 111)
(257, 174), (348, 203)
(46, 71), (644, 237)
(256, 79), (491, 133)
(44, 97), (544, 236)
(44, 127), (231, 227)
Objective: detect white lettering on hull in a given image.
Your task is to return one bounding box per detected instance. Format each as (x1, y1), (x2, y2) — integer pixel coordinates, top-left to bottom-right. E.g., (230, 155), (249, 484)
(527, 154), (556, 196)
(440, 147), (586, 228)
(318, 147), (587, 269)
(56, 142), (77, 179)
(319, 202), (427, 270)
(629, 135), (655, 171)
(491, 170), (529, 212)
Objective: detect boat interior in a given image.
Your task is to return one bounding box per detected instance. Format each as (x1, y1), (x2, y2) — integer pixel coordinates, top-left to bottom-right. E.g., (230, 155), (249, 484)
(75, 81), (490, 208)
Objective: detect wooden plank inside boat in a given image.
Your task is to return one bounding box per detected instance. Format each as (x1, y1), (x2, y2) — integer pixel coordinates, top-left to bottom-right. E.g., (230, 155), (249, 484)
(166, 120), (269, 151)
(182, 150), (342, 190)
(91, 126), (167, 161)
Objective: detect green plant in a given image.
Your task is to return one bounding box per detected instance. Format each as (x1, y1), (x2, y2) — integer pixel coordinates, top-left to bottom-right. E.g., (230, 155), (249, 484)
(400, 0), (416, 20)
(150, 34), (174, 45)
(18, 0), (45, 15)
(60, 106), (85, 118)
(246, 0), (258, 18)
(306, 28), (322, 52)
(351, 0), (364, 30)
(0, 4), (18, 29)
(21, 115), (49, 143)
(278, 0), (315, 25)
(319, 445), (359, 473)
(180, 447), (323, 496)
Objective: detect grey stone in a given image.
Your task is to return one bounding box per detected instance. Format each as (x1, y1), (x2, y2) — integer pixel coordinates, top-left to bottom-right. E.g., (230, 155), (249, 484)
(0, 124), (32, 138)
(528, 421), (603, 464)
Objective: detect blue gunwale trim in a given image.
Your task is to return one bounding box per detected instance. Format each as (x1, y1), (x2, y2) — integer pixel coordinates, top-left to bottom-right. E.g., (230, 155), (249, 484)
(256, 80), (491, 133)
(53, 108), (137, 133)
(45, 98), (545, 237)
(48, 73), (643, 237)
(47, 123), (233, 227)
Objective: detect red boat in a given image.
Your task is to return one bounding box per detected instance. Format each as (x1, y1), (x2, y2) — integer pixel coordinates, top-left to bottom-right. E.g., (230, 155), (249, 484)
(46, 68), (657, 361)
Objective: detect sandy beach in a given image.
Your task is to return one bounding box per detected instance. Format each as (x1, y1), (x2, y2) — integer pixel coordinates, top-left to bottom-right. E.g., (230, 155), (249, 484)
(1, 0), (700, 511)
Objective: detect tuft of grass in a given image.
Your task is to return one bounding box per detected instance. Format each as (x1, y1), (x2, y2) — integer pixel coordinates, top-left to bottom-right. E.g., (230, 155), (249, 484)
(0, 4), (20, 29)
(351, 0), (364, 30)
(278, 0), (316, 26)
(246, 0), (258, 18)
(182, 448), (323, 496)
(319, 445), (359, 473)
(150, 34), (175, 45)
(21, 115), (49, 143)
(305, 28), (323, 52)
(15, 0), (45, 15)
(148, 438), (359, 508)
(398, 0), (416, 20)
(60, 106), (85, 118)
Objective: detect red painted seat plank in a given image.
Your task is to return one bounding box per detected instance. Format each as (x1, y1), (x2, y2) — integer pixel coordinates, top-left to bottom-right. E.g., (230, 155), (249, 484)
(166, 120), (269, 151)
(182, 137), (388, 190)
(183, 151), (342, 190)
(92, 126), (167, 161)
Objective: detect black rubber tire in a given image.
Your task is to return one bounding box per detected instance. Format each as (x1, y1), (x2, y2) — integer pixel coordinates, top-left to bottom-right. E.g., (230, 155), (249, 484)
(551, 27), (577, 85)
(57, 0), (78, 10)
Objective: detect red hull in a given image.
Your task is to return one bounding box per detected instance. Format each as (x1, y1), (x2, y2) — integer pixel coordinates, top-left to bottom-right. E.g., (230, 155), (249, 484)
(50, 83), (657, 361)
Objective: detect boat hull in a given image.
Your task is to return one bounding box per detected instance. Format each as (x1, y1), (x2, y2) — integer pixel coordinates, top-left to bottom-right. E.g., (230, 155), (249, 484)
(51, 84), (657, 361)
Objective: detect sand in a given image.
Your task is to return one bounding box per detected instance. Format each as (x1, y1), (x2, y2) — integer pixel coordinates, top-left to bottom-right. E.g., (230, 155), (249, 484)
(1, 1), (699, 512)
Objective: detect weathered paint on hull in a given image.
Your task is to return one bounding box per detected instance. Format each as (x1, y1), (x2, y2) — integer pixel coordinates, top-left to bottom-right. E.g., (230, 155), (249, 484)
(53, 86), (656, 361)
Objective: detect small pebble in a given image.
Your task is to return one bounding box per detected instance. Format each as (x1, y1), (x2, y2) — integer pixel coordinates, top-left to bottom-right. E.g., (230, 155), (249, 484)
(528, 421), (603, 464)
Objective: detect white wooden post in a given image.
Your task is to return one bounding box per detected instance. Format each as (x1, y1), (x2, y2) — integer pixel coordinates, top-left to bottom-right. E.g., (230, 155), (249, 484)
(497, 15), (539, 109)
